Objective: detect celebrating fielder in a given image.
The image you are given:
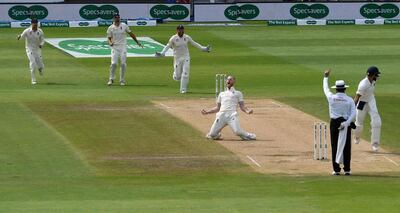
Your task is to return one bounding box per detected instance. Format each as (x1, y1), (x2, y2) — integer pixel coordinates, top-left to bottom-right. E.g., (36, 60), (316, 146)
(106, 14), (143, 86)
(155, 25), (211, 94)
(17, 19), (45, 85)
(201, 75), (256, 141)
(353, 66), (382, 152)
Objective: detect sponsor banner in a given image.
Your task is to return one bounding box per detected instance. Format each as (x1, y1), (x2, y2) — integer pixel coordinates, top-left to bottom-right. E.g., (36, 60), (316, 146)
(384, 19), (400, 24)
(40, 21), (69, 27)
(297, 19), (326, 26)
(45, 37), (173, 58)
(149, 4), (190, 21)
(0, 22), (11, 28)
(11, 21), (31, 28)
(194, 3), (400, 22)
(69, 21), (98, 28)
(127, 20), (157, 27)
(1, 4), (190, 22)
(326, 19), (355, 25)
(267, 19), (296, 26)
(355, 19), (384, 25)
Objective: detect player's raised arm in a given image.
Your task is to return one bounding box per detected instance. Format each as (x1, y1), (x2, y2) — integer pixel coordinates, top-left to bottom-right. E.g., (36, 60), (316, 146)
(188, 35), (211, 52)
(323, 68), (333, 98)
(156, 37), (173, 57)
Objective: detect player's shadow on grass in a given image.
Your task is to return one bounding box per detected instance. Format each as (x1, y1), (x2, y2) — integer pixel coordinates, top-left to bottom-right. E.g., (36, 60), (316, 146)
(44, 82), (78, 86)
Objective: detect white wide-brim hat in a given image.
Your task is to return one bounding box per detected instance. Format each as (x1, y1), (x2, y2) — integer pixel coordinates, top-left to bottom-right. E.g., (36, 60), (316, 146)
(331, 80), (349, 89)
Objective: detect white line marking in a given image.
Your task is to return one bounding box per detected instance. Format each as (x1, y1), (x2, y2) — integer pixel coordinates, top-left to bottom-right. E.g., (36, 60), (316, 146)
(383, 156), (399, 166)
(246, 155), (261, 167)
(103, 155), (235, 160)
(271, 101), (282, 107)
(158, 103), (172, 109)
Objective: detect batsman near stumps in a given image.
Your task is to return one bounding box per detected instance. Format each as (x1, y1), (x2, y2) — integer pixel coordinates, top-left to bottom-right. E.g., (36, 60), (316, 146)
(201, 75), (256, 141)
(155, 25), (211, 94)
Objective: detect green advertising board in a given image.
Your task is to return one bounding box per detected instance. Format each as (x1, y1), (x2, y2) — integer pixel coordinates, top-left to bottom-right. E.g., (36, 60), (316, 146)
(8, 5), (48, 21)
(150, 5), (189, 20)
(45, 37), (173, 58)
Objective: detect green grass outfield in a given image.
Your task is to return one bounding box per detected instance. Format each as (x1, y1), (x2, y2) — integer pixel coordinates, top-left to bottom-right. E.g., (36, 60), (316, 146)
(0, 24), (399, 212)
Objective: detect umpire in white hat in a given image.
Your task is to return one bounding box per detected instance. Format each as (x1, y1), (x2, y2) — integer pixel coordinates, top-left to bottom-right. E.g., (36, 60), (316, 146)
(323, 69), (356, 176)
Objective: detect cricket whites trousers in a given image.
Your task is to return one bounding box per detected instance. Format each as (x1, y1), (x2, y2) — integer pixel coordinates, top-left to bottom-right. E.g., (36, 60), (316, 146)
(109, 45), (127, 82)
(354, 97), (381, 146)
(173, 56), (190, 93)
(26, 48), (44, 83)
(207, 111), (254, 140)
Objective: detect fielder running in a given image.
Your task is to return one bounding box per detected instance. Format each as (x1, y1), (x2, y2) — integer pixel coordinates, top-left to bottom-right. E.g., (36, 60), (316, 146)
(107, 14), (143, 86)
(155, 25), (211, 93)
(353, 66), (382, 152)
(201, 76), (256, 141)
(17, 19), (45, 85)
(323, 69), (356, 176)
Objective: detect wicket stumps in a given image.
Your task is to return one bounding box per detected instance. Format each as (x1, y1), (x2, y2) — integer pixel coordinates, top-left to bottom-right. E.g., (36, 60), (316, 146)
(215, 74), (227, 98)
(313, 122), (328, 160)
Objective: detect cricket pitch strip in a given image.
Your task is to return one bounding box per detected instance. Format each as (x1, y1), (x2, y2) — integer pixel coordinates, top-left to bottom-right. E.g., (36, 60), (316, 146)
(155, 99), (400, 176)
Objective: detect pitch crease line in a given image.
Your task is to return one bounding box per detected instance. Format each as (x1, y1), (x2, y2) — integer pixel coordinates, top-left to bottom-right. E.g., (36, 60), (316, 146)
(247, 155), (261, 167)
(158, 103), (172, 109)
(383, 156), (399, 166)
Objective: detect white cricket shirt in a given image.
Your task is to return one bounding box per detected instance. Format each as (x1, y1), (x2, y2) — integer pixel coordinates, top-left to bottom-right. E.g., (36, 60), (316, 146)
(107, 23), (131, 46)
(161, 34), (205, 59)
(20, 27), (44, 51)
(356, 77), (376, 102)
(217, 87), (244, 113)
(323, 77), (356, 120)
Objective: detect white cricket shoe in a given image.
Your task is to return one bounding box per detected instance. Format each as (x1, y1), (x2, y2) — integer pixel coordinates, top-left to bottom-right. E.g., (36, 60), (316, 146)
(242, 133), (256, 141)
(354, 137), (360, 144)
(120, 80), (126, 86)
(372, 143), (379, 152)
(332, 171), (340, 176)
(31, 81), (37, 85)
(180, 90), (186, 94)
(344, 171), (351, 176)
(107, 79), (113, 86)
(206, 133), (222, 140)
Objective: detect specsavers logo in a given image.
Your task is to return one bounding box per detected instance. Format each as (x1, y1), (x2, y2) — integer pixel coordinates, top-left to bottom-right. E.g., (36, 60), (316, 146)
(360, 4), (399, 19)
(150, 5), (189, 20)
(224, 4), (259, 20)
(8, 5), (48, 21)
(58, 39), (164, 55)
(290, 4), (329, 19)
(80, 5), (119, 20)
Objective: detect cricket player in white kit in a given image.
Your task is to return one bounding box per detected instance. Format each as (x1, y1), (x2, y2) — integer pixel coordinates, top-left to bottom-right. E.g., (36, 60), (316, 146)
(107, 14), (143, 86)
(354, 66), (382, 152)
(17, 19), (45, 85)
(155, 25), (211, 93)
(201, 76), (256, 141)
